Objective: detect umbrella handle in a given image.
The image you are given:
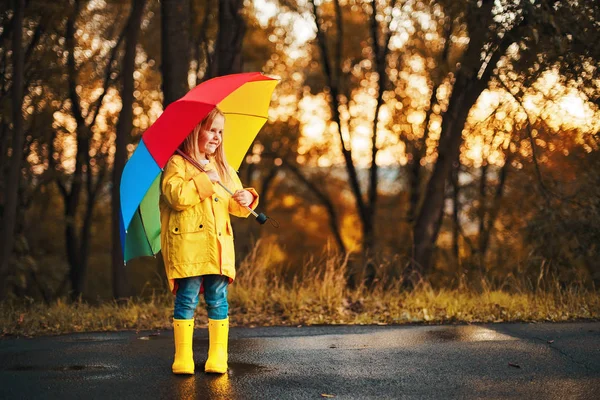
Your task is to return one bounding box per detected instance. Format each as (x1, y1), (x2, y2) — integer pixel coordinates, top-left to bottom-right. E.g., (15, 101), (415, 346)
(214, 180), (267, 224)
(176, 149), (271, 225)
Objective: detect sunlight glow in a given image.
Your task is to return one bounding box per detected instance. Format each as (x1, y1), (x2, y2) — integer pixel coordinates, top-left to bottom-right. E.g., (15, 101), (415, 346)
(45, 2), (600, 178)
(253, 0), (315, 59)
(559, 94), (587, 121)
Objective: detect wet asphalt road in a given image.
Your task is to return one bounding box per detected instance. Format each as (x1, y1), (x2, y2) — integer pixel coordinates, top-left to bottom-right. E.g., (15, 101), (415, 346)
(1, 322), (599, 399)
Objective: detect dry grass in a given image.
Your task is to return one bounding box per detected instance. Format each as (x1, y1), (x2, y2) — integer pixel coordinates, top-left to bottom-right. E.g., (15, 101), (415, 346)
(2, 244), (599, 337)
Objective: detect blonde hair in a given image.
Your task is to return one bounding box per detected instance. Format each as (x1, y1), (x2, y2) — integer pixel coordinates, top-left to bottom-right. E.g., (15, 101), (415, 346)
(179, 107), (231, 185)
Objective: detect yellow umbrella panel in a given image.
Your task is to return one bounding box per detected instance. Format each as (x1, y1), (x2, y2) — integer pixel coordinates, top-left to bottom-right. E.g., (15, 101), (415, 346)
(218, 79), (279, 170)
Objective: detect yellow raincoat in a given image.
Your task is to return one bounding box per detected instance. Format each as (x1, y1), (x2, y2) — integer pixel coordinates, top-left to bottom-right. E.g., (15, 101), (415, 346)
(159, 155), (259, 293)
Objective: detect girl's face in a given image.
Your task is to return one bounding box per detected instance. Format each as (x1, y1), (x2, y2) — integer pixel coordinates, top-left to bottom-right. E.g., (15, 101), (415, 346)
(198, 114), (224, 156)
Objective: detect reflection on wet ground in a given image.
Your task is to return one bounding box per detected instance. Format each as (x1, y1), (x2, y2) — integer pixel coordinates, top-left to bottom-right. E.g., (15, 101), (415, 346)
(172, 363), (268, 400)
(227, 362), (271, 375)
(2, 324), (598, 399)
(231, 325), (517, 354)
(423, 326), (516, 343)
(174, 373), (232, 400)
(129, 325), (515, 347)
(4, 360), (266, 399)
(136, 333), (163, 341)
(205, 374), (231, 398)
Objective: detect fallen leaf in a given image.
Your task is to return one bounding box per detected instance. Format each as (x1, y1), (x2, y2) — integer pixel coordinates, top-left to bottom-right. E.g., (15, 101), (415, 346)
(508, 362), (521, 368)
(321, 394), (335, 398)
(547, 340), (554, 344)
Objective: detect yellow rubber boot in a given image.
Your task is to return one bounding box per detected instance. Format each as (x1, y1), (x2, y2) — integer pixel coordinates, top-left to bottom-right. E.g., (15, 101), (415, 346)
(172, 318), (195, 374)
(205, 317), (229, 374)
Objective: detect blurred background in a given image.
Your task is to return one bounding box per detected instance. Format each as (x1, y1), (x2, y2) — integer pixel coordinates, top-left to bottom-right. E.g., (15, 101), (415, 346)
(0, 0), (598, 303)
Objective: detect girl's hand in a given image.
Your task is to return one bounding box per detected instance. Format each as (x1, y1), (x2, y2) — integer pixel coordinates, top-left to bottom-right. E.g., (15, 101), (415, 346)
(232, 190), (253, 207)
(205, 169), (221, 183)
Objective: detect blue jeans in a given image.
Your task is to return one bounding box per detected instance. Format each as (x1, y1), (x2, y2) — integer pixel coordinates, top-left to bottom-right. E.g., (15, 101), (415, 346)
(173, 275), (229, 320)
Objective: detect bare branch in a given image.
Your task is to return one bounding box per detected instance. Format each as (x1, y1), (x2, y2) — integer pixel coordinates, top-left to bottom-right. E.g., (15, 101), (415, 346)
(496, 77), (549, 196)
(88, 27), (127, 128)
(308, 0), (368, 225)
(334, 0), (343, 90)
(369, 0), (380, 62)
(66, 0), (86, 130)
(308, 0), (335, 94)
(283, 160), (347, 255)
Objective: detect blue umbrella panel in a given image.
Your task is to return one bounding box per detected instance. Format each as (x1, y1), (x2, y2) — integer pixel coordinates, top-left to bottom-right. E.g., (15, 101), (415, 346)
(120, 141), (162, 263)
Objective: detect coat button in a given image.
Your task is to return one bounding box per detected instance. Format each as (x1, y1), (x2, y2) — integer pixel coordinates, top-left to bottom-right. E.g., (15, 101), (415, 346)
(174, 228), (179, 232)
(215, 197), (219, 202)
(218, 232), (222, 236)
(199, 224), (203, 229)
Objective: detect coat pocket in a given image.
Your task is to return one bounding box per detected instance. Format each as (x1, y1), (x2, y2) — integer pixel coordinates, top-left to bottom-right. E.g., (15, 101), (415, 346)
(168, 213), (209, 266)
(170, 213), (206, 234)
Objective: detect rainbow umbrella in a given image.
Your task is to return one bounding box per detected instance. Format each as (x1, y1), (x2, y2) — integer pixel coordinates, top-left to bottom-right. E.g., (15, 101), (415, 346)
(120, 72), (279, 263)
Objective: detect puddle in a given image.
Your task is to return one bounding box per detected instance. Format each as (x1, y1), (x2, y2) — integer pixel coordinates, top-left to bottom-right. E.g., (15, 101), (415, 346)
(235, 325), (518, 351)
(137, 333), (163, 340)
(424, 326), (516, 343)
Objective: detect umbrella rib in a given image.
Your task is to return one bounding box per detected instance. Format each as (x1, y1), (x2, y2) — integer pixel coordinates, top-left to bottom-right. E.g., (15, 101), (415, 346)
(222, 112), (268, 120)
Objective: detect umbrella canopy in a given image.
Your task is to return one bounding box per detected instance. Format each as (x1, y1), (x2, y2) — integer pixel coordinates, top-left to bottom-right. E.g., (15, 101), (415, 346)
(120, 72), (279, 263)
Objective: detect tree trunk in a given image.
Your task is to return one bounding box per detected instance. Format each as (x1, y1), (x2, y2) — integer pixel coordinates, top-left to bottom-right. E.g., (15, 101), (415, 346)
(190, 0), (213, 85)
(411, 0), (516, 279)
(0, 0), (25, 286)
(451, 162), (460, 265)
(64, 0), (87, 300)
(76, 161), (108, 299)
(476, 162), (488, 268)
(308, 0), (398, 259)
(112, 0), (147, 300)
(63, 0), (115, 300)
(65, 131), (87, 302)
(207, 0), (245, 78)
(158, 0), (191, 288)
(308, 0), (369, 253)
(161, 0), (191, 106)
(365, 1), (384, 256)
(0, 121), (7, 190)
(0, 51), (8, 189)
(407, 82), (440, 224)
(406, 17), (451, 226)
(480, 158), (510, 261)
(412, 71), (487, 278)
(259, 166), (278, 215)
(65, 201), (82, 299)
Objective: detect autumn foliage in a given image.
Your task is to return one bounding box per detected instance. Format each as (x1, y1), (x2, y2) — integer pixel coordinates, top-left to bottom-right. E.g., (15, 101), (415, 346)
(0, 0), (598, 317)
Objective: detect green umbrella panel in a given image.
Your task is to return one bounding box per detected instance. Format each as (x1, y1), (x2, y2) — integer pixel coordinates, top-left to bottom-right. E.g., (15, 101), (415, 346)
(123, 173), (162, 262)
